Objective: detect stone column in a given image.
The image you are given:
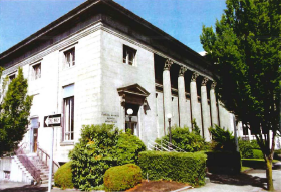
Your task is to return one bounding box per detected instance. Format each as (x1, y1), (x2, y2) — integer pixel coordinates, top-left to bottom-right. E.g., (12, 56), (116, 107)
(163, 59), (173, 133)
(210, 81), (219, 127)
(201, 77), (211, 141)
(178, 66), (188, 127)
(190, 72), (201, 130)
(218, 101), (225, 129)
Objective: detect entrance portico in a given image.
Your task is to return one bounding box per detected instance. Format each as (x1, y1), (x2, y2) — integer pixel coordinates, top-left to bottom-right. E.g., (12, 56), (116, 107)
(117, 84), (150, 138)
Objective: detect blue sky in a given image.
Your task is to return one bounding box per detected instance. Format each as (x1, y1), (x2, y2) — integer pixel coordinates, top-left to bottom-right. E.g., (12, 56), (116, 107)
(0, 0), (226, 54)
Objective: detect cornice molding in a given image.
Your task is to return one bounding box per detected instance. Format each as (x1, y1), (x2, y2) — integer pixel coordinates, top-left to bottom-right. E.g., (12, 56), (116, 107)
(2, 22), (103, 75)
(2, 23), (214, 81)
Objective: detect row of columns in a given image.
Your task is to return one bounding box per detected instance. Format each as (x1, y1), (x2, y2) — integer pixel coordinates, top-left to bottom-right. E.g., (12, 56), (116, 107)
(163, 59), (219, 141)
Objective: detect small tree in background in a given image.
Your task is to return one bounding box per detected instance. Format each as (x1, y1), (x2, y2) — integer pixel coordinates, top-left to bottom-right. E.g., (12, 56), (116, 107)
(209, 125), (236, 151)
(0, 67), (33, 156)
(200, 0), (280, 190)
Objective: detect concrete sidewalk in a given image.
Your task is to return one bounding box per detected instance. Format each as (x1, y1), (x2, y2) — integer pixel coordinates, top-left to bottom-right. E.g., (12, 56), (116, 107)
(0, 169), (280, 192)
(187, 169), (281, 192)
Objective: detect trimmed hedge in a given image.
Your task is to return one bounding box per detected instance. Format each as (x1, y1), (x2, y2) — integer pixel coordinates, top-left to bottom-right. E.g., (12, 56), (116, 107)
(242, 159), (266, 169)
(138, 151), (207, 186)
(206, 151), (241, 174)
(103, 164), (142, 191)
(54, 162), (74, 189)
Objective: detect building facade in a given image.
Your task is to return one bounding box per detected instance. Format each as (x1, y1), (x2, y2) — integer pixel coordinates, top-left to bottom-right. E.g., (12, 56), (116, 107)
(0, 0), (238, 164)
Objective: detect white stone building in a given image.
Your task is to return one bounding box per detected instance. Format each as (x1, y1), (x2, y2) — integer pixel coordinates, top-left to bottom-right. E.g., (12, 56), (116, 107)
(0, 0), (238, 169)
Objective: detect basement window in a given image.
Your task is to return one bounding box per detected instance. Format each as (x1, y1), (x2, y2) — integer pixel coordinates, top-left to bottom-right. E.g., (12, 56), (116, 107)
(123, 45), (136, 66)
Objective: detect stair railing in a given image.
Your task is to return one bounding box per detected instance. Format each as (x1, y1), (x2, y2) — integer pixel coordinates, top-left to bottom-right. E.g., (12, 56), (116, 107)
(37, 145), (60, 173)
(148, 139), (186, 152)
(16, 147), (41, 182)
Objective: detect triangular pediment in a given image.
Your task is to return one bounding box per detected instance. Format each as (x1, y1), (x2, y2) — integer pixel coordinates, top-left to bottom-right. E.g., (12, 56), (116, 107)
(117, 84), (150, 97)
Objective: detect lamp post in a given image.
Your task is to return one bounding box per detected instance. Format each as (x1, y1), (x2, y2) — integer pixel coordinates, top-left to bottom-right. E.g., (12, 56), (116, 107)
(167, 113), (172, 149)
(127, 108), (133, 134)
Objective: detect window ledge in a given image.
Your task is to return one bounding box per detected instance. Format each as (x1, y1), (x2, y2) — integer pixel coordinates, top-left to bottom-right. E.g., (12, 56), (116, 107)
(60, 141), (74, 146)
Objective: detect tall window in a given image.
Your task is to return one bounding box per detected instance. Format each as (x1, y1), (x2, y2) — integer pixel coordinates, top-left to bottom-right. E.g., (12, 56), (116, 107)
(9, 74), (15, 83)
(63, 97), (74, 140)
(123, 45), (136, 66)
(63, 84), (74, 141)
(64, 48), (75, 67)
(32, 63), (41, 80)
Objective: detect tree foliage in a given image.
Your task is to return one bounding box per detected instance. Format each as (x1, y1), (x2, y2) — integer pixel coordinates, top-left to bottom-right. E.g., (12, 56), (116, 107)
(156, 126), (209, 152)
(0, 67), (33, 156)
(200, 0), (280, 190)
(209, 125), (236, 151)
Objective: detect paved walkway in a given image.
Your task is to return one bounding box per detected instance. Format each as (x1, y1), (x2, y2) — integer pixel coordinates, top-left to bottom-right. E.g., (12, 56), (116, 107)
(0, 169), (280, 191)
(187, 169), (281, 192)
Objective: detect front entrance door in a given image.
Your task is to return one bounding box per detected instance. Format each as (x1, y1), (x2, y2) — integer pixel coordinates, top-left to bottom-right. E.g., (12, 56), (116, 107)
(33, 128), (38, 152)
(125, 103), (139, 136)
(30, 117), (39, 152)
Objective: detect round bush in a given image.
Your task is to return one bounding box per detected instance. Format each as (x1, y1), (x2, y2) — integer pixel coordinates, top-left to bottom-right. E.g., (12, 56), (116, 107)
(252, 149), (264, 159)
(115, 132), (146, 165)
(103, 164), (142, 191)
(54, 161), (74, 189)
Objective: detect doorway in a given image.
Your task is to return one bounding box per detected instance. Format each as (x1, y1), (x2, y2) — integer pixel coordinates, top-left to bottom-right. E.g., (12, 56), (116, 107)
(30, 117), (39, 153)
(125, 103), (139, 136)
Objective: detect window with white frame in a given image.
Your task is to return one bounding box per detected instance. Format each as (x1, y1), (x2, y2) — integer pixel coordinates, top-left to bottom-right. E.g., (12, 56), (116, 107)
(64, 48), (75, 67)
(32, 63), (41, 80)
(63, 84), (74, 141)
(123, 45), (136, 66)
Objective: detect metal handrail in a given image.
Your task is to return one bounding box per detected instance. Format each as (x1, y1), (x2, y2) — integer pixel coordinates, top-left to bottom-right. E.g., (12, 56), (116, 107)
(37, 146), (60, 173)
(148, 139), (186, 152)
(161, 140), (186, 152)
(16, 147), (41, 182)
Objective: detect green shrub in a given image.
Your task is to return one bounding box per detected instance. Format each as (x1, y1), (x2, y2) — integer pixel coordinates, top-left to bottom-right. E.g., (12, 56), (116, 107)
(156, 126), (208, 152)
(252, 149), (264, 159)
(54, 162), (74, 189)
(209, 125), (236, 151)
(206, 151), (241, 174)
(115, 132), (146, 165)
(239, 139), (254, 159)
(239, 139), (262, 159)
(69, 124), (146, 191)
(103, 164), (142, 191)
(138, 151), (207, 186)
(69, 124), (120, 191)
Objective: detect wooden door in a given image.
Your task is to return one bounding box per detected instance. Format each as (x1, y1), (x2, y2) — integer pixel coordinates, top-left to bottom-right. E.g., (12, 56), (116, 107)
(33, 128), (38, 152)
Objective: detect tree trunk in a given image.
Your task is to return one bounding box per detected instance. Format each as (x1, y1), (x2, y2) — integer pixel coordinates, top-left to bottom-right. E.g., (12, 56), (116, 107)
(265, 157), (274, 191)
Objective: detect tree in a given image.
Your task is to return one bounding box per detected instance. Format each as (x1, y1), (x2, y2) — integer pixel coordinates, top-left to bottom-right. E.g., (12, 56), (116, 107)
(0, 67), (33, 156)
(200, 0), (280, 190)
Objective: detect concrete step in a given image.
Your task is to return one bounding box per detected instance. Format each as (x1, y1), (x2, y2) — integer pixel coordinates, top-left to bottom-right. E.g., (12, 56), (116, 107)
(42, 179), (54, 184)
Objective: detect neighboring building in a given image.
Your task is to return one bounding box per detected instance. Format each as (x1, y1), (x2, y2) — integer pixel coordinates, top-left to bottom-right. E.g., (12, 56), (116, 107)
(0, 0), (237, 166)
